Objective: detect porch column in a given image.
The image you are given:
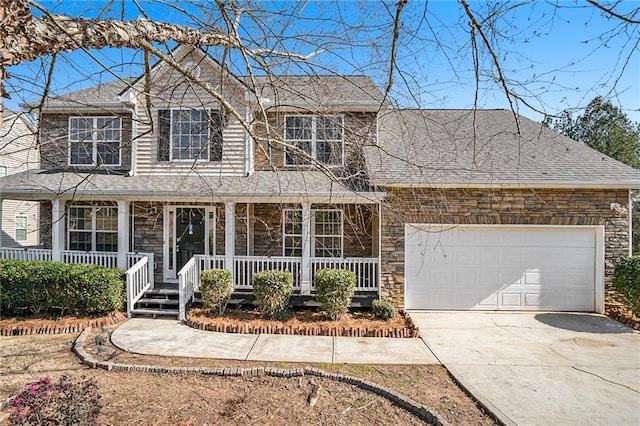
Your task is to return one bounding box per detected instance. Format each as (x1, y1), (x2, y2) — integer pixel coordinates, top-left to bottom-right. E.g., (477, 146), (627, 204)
(225, 202), (235, 283)
(117, 200), (130, 269)
(51, 198), (65, 262)
(300, 203), (312, 295)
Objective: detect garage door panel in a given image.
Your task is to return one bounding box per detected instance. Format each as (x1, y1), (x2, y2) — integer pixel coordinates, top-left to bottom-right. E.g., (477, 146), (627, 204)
(405, 225), (599, 312)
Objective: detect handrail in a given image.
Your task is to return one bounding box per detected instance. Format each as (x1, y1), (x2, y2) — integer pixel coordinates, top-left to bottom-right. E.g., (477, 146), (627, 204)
(125, 257), (152, 318)
(177, 256), (200, 321)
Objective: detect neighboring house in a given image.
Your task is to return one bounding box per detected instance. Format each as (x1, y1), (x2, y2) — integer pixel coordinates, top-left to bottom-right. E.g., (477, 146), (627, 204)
(0, 109), (39, 248)
(1, 46), (639, 319)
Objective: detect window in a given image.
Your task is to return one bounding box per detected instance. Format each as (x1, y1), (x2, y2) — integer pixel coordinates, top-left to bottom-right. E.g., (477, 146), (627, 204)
(68, 206), (118, 252)
(283, 209), (343, 257)
(313, 210), (343, 257)
(0, 165), (7, 177)
(283, 209), (303, 256)
(69, 117), (121, 166)
(284, 115), (343, 166)
(15, 216), (27, 241)
(157, 109), (224, 161)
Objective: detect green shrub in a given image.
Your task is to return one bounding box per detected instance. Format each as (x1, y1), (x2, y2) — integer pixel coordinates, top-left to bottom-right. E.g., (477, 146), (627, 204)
(0, 259), (125, 317)
(8, 376), (101, 426)
(314, 268), (356, 321)
(613, 256), (640, 315)
(252, 270), (293, 319)
(200, 269), (233, 316)
(371, 299), (396, 320)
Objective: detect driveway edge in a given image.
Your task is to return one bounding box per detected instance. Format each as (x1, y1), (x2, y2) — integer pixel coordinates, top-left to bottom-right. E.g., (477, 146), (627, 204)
(73, 328), (451, 426)
(444, 364), (516, 426)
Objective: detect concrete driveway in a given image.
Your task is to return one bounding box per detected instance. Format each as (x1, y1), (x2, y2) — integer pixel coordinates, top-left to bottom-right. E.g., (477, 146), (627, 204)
(410, 312), (640, 426)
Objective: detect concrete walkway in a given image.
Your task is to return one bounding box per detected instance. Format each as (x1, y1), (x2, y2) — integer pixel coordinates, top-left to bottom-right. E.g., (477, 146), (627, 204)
(110, 318), (438, 364)
(410, 312), (640, 426)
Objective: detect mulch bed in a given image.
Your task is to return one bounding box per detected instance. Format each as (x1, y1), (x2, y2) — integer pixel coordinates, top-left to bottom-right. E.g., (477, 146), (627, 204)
(0, 311), (127, 336)
(185, 308), (420, 338)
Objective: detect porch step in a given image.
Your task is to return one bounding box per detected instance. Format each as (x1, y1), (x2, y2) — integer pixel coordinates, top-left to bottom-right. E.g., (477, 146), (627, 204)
(130, 286), (181, 319)
(136, 298), (179, 306)
(129, 308), (180, 318)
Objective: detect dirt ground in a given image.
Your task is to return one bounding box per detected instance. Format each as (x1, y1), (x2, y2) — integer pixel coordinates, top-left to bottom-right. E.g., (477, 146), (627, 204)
(0, 327), (497, 426)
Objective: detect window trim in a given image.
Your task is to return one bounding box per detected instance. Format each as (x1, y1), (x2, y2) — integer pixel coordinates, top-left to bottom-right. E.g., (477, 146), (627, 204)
(168, 108), (214, 162)
(0, 165), (7, 177)
(14, 215), (27, 242)
(67, 205), (118, 252)
(282, 208), (343, 257)
(68, 116), (122, 167)
(283, 114), (344, 167)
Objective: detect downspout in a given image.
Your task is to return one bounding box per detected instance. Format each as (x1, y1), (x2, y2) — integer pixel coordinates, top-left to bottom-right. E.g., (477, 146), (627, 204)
(629, 190), (633, 256)
(244, 105), (254, 176)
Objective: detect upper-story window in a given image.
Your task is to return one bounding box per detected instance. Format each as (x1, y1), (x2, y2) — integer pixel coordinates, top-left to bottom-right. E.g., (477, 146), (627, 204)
(0, 165), (7, 176)
(157, 109), (224, 162)
(69, 117), (121, 166)
(284, 115), (343, 166)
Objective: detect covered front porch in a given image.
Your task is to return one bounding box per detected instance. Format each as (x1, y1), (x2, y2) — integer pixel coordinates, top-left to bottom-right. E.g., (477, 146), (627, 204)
(0, 170), (385, 320)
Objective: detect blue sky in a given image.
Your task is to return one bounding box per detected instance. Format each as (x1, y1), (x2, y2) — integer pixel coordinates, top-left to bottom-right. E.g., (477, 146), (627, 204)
(5, 0), (639, 122)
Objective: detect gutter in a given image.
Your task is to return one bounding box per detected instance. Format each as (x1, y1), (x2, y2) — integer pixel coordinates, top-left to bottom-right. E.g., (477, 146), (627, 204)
(378, 181), (640, 190)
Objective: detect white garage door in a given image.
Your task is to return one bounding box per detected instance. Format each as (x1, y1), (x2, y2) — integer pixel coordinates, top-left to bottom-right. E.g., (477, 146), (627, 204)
(405, 225), (604, 312)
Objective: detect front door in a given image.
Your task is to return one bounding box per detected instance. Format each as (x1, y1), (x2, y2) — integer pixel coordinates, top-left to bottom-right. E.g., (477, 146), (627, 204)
(176, 208), (206, 271)
(164, 206), (215, 281)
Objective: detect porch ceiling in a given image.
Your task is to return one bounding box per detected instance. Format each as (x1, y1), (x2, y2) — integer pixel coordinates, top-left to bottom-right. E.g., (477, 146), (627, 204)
(0, 170), (385, 204)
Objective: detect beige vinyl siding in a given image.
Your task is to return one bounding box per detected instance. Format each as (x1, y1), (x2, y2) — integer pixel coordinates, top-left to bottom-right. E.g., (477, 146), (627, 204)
(0, 113), (40, 247)
(1, 200), (39, 247)
(133, 49), (249, 176)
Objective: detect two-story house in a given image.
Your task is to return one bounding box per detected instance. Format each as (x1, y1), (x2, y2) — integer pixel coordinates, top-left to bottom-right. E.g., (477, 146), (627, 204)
(2, 45), (639, 320)
(0, 109), (39, 248)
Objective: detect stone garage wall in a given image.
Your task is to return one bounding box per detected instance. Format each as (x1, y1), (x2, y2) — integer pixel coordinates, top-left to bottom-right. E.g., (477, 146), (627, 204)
(380, 187), (630, 309)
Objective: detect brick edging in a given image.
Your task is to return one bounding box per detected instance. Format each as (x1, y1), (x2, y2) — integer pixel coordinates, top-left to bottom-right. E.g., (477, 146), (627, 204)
(184, 310), (420, 338)
(0, 312), (127, 336)
(73, 328), (447, 425)
(606, 308), (640, 330)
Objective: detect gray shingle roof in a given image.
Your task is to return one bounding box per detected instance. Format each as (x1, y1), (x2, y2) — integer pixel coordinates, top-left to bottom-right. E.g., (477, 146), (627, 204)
(27, 79), (133, 111)
(247, 75), (384, 111)
(364, 109), (640, 188)
(29, 72), (382, 112)
(0, 170), (382, 203)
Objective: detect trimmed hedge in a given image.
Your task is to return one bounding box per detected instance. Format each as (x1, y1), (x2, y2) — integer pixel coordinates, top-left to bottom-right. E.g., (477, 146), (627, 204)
(315, 268), (356, 321)
(252, 270), (293, 319)
(0, 259), (125, 317)
(372, 299), (396, 320)
(200, 269), (233, 316)
(613, 256), (640, 315)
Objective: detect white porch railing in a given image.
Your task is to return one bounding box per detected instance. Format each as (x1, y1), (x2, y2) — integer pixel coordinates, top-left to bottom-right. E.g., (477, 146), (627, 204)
(61, 250), (118, 268)
(177, 256), (201, 321)
(233, 256), (302, 290)
(0, 247), (53, 261)
(195, 254), (226, 271)
(126, 257), (152, 318)
(311, 257), (380, 291)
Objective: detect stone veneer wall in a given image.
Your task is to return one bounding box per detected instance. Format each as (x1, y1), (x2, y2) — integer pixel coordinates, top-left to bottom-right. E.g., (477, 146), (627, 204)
(380, 187), (630, 308)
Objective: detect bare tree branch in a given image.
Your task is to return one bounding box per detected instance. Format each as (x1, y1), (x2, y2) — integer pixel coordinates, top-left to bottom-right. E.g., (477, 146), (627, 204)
(587, 0), (640, 25)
